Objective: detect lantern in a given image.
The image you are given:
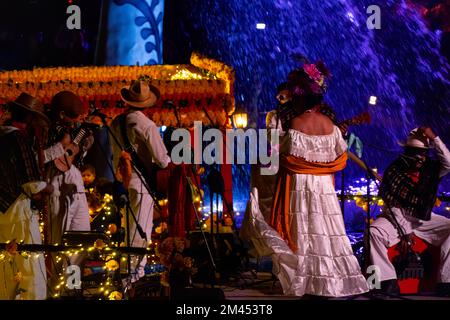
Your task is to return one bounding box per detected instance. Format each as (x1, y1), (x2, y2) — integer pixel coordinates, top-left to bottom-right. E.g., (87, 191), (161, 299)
(232, 107), (248, 129)
(369, 96), (377, 105)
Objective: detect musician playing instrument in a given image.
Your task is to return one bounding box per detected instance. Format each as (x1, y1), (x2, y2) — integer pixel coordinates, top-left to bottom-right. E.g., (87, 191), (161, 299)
(44, 91), (94, 294)
(110, 80), (170, 283)
(0, 93), (52, 299)
(370, 127), (450, 296)
(45, 91), (93, 241)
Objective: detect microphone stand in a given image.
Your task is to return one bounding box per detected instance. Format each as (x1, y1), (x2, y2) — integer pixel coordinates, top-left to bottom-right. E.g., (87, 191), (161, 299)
(186, 173), (219, 288)
(90, 111), (151, 290)
(347, 151), (381, 270)
(362, 159), (376, 272)
(164, 101), (219, 288)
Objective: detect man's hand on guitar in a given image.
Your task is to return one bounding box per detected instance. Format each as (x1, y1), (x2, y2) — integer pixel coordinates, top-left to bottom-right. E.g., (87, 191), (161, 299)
(59, 133), (79, 157)
(55, 128), (91, 172)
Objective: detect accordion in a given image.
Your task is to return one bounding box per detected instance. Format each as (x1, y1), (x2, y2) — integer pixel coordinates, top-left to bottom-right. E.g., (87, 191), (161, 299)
(392, 251), (425, 280)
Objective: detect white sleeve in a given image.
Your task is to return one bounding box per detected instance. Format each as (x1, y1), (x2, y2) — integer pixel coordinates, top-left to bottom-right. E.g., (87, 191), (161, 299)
(335, 126), (348, 156)
(22, 181), (47, 195)
(142, 122), (171, 169)
(433, 137), (450, 178)
(43, 143), (65, 163)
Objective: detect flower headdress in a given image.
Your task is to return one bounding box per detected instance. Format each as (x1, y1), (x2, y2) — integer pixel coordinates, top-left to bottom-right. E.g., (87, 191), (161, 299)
(287, 55), (332, 96)
(276, 56), (332, 131)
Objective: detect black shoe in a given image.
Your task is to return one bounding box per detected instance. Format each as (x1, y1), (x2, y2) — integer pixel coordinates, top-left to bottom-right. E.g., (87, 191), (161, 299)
(436, 283), (450, 297)
(380, 279), (400, 295)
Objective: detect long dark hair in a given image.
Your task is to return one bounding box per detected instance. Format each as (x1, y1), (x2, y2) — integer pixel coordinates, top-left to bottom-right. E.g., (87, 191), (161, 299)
(276, 57), (332, 130)
(276, 71), (326, 130)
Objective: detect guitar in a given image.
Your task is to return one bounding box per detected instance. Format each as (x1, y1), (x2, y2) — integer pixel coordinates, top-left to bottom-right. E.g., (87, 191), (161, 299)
(54, 128), (90, 172)
(338, 111), (371, 129)
(336, 111), (382, 181)
(347, 151), (382, 182)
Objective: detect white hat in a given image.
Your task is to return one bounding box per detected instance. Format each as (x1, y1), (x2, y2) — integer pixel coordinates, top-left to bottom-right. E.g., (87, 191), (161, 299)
(398, 128), (431, 149)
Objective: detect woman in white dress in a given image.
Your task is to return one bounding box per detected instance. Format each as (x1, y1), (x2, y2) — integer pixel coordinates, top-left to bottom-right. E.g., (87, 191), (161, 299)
(247, 60), (368, 297)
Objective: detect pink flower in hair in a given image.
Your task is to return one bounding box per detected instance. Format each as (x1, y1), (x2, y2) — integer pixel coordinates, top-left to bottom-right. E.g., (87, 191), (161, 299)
(303, 64), (323, 84)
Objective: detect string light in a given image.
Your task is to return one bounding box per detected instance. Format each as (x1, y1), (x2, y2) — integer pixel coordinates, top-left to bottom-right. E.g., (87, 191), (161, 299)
(169, 69), (204, 80)
(2, 176), (445, 300)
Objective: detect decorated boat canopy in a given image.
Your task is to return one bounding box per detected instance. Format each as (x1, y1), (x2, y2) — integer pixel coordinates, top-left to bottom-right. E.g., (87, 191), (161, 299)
(0, 52), (235, 128)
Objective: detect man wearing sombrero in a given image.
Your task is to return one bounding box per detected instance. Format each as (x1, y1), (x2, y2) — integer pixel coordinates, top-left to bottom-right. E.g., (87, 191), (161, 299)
(0, 93), (53, 299)
(370, 127), (450, 296)
(110, 80), (170, 283)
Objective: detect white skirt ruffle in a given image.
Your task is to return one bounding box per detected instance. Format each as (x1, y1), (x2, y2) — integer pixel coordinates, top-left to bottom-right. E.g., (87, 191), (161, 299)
(245, 173), (369, 297)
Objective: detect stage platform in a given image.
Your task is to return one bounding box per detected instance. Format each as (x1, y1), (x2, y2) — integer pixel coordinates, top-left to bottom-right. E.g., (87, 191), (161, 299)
(215, 272), (450, 301)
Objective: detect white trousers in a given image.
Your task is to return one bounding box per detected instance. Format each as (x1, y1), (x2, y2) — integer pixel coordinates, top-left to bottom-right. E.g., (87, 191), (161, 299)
(370, 207), (450, 282)
(125, 177), (154, 282)
(48, 165), (90, 243)
(47, 165), (90, 293)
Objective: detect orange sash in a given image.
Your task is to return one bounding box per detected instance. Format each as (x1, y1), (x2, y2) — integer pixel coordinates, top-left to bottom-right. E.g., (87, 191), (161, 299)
(269, 152), (348, 252)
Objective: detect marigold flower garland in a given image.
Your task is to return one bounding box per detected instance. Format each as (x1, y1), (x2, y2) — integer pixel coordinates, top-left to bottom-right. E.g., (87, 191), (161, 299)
(0, 53), (235, 128)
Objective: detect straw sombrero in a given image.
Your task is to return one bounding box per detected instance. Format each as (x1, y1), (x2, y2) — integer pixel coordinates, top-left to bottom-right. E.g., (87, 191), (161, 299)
(398, 128), (431, 149)
(120, 80), (160, 109)
(8, 92), (50, 124)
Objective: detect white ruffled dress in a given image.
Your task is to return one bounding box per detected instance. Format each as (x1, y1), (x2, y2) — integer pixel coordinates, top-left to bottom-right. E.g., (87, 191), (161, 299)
(0, 182), (47, 300)
(247, 119), (369, 297)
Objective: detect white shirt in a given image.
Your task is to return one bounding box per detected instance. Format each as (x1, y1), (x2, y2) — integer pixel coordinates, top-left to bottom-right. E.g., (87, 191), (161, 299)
(110, 110), (170, 176)
(433, 136), (450, 178)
